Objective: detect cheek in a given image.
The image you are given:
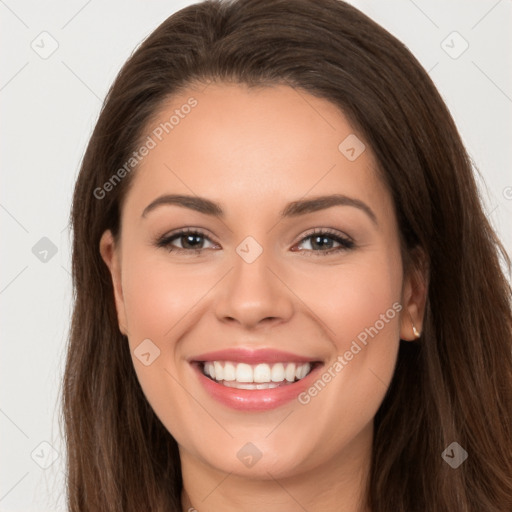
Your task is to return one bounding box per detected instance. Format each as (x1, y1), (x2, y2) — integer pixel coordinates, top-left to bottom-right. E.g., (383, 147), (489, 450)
(121, 249), (214, 342)
(119, 248), (220, 435)
(119, 249), (202, 443)
(298, 251), (400, 371)
(291, 249), (403, 439)
(294, 248), (403, 350)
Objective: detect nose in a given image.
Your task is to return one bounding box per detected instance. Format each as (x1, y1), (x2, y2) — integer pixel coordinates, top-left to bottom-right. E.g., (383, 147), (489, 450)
(214, 246), (295, 330)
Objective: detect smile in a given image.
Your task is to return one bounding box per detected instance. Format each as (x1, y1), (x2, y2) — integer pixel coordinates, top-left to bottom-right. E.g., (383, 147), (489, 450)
(202, 361), (313, 389)
(189, 348), (323, 411)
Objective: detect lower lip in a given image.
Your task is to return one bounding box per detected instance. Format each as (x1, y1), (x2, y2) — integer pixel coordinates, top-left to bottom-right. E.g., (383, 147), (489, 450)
(192, 362), (323, 411)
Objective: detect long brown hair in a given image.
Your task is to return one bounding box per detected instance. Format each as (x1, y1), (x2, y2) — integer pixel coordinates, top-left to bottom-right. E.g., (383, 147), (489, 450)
(62, 0), (512, 510)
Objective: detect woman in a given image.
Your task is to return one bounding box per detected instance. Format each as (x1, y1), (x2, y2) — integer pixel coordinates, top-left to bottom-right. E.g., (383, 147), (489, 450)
(62, 0), (512, 510)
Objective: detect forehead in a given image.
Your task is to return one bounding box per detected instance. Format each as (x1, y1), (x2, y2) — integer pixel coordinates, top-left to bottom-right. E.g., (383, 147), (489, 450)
(123, 82), (392, 222)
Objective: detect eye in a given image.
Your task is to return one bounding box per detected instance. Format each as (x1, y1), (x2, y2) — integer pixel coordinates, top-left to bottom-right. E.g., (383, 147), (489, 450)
(155, 227), (355, 256)
(155, 229), (218, 254)
(293, 228), (355, 256)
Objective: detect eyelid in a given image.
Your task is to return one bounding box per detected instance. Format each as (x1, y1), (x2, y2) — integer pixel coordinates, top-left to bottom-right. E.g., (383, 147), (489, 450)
(161, 226), (214, 240)
(293, 227), (353, 245)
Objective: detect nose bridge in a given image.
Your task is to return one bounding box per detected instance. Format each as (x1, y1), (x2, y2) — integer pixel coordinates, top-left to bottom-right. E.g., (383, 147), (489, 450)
(215, 235), (294, 327)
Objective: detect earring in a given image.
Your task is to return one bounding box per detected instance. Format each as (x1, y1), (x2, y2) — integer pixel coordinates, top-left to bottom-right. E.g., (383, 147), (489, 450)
(408, 310), (421, 339)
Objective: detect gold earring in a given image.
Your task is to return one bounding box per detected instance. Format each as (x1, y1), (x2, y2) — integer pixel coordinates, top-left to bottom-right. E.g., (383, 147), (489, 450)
(408, 310), (421, 339)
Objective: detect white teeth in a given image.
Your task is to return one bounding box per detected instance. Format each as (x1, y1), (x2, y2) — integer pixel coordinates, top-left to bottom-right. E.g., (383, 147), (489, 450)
(223, 362), (236, 381)
(296, 364), (308, 379)
(235, 363), (253, 383)
(285, 363), (296, 382)
(254, 363), (271, 383)
(202, 361), (312, 385)
(214, 361), (223, 381)
(271, 363), (285, 382)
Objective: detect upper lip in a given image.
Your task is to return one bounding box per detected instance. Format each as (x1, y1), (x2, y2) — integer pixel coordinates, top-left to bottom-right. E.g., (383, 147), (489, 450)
(189, 348), (321, 364)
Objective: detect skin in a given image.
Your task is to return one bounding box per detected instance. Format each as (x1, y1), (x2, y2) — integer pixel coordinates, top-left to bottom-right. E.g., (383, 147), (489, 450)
(100, 82), (427, 512)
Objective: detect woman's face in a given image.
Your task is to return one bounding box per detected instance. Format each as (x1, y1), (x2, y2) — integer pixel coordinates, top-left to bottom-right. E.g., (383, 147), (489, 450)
(100, 82), (422, 481)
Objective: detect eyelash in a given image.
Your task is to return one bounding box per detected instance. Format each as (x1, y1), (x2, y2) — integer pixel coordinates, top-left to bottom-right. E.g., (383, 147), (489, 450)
(154, 227), (355, 256)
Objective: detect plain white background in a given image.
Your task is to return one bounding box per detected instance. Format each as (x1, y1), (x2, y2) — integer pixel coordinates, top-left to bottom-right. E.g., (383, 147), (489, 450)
(1, 1), (511, 510)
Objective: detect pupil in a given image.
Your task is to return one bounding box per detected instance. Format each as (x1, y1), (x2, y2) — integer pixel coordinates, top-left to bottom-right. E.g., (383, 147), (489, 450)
(313, 235), (332, 250)
(183, 234), (202, 249)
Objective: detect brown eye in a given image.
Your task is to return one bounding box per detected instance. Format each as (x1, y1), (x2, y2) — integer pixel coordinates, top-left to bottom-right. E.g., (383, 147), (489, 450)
(156, 229), (217, 253)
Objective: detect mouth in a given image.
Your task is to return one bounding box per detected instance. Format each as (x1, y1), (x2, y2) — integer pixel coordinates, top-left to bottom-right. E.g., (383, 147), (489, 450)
(198, 360), (318, 389)
(189, 348), (324, 411)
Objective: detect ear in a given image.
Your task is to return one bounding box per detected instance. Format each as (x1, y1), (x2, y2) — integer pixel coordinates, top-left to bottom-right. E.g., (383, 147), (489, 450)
(400, 247), (428, 341)
(99, 229), (128, 336)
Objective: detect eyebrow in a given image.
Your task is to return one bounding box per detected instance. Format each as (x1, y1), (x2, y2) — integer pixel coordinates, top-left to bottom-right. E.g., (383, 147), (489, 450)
(141, 193), (378, 225)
